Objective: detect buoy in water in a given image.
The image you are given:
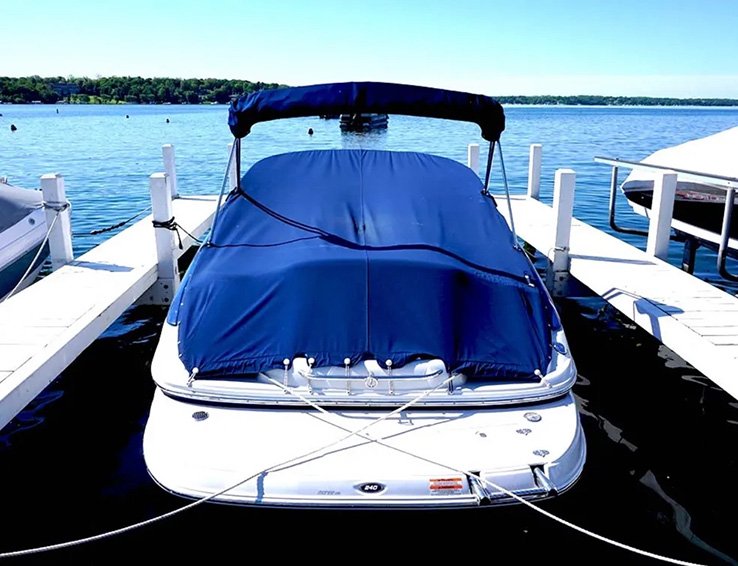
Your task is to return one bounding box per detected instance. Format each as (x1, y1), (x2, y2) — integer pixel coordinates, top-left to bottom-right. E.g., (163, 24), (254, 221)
(10, 124), (17, 132)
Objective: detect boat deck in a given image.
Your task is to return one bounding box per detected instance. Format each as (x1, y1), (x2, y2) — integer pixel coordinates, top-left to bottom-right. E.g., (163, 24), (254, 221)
(496, 193), (738, 399)
(0, 195), (218, 430)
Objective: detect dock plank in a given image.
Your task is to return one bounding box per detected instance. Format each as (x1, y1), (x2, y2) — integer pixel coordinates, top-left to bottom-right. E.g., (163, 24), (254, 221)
(497, 194), (738, 399)
(0, 195), (218, 429)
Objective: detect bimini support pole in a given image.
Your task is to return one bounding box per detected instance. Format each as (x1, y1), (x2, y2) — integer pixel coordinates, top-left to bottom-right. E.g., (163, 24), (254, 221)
(496, 141), (519, 249)
(228, 142), (238, 192)
(208, 139), (239, 245)
(482, 140), (496, 195)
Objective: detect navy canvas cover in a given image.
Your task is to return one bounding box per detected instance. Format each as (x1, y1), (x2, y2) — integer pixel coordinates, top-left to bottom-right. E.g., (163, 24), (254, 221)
(229, 82), (505, 141)
(168, 150), (554, 380)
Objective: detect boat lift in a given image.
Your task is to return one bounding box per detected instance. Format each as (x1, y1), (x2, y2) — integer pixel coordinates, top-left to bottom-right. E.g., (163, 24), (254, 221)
(594, 156), (738, 281)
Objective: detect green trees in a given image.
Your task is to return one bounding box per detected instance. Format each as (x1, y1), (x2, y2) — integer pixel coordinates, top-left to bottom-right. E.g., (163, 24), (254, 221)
(0, 77), (736, 106)
(494, 94), (738, 107)
(0, 76), (285, 104)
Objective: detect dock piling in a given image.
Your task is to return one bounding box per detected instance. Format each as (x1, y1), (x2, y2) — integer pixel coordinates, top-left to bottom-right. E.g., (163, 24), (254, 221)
(467, 143), (480, 176)
(527, 144), (542, 200)
(40, 173), (73, 271)
(547, 169), (576, 296)
(162, 144), (179, 199)
(144, 172), (180, 305)
(645, 172), (677, 260)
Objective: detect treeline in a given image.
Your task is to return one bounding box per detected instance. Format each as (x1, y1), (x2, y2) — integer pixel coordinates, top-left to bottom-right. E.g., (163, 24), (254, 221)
(1, 77), (737, 107)
(0, 76), (285, 104)
(496, 94), (738, 107)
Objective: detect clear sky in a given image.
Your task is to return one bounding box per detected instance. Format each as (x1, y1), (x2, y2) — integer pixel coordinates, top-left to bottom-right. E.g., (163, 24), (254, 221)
(1, 0), (737, 97)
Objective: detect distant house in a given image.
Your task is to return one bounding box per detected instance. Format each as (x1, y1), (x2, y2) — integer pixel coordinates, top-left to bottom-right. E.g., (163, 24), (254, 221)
(50, 83), (81, 97)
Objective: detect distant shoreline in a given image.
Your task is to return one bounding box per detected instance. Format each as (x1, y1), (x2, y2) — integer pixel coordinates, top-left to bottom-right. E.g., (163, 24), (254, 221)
(4, 102), (738, 110)
(1, 76), (737, 107)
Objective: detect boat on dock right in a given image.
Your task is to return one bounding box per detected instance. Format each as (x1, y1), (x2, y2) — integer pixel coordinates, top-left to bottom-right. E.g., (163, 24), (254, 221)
(620, 126), (738, 243)
(597, 125), (738, 280)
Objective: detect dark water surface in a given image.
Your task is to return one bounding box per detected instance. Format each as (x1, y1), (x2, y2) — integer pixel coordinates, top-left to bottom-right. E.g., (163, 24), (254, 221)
(1, 104), (737, 564)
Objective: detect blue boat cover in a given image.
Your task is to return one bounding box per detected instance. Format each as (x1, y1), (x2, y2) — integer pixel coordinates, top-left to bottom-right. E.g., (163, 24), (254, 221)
(229, 82), (505, 141)
(168, 149), (555, 380)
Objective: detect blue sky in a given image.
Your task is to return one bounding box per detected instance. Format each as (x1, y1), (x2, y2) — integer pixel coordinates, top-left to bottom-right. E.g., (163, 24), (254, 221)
(1, 0), (737, 97)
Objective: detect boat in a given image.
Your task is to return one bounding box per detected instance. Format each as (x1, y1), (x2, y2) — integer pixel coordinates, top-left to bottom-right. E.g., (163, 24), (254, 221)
(339, 112), (389, 131)
(143, 82), (586, 508)
(619, 127), (738, 247)
(0, 178), (49, 301)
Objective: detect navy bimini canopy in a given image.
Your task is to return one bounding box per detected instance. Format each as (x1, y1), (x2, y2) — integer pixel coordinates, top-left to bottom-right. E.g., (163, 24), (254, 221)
(168, 149), (556, 380)
(229, 82), (505, 141)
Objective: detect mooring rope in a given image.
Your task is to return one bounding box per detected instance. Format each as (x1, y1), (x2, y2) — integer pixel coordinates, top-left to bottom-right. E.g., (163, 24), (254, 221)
(152, 216), (202, 249)
(1, 207), (60, 304)
(0, 375), (454, 559)
(73, 206), (152, 237)
(262, 378), (708, 566)
(0, 375), (708, 565)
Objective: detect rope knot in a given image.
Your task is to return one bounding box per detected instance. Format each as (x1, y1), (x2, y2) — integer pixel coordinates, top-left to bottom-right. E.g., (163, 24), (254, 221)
(42, 200), (70, 213)
(152, 216), (202, 250)
(152, 216), (183, 249)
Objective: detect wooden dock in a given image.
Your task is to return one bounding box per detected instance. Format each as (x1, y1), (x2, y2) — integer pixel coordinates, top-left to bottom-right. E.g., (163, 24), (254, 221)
(0, 149), (221, 430)
(494, 190), (738, 400)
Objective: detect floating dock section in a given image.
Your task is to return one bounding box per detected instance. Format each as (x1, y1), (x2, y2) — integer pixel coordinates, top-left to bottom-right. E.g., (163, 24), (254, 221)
(486, 144), (738, 399)
(0, 145), (224, 430)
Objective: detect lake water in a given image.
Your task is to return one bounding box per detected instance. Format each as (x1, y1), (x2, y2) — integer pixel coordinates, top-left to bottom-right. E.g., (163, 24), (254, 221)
(1, 104), (737, 565)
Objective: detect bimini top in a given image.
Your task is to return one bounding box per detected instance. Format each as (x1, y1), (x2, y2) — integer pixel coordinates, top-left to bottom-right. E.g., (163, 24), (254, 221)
(168, 149), (556, 380)
(229, 82), (505, 141)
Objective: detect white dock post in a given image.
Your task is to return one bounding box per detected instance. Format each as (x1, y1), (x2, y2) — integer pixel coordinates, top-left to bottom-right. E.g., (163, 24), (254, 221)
(646, 172), (677, 260)
(546, 169), (576, 296)
(145, 172), (180, 305)
(162, 144), (179, 199)
(527, 144), (542, 200)
(40, 173), (73, 271)
(467, 143), (480, 175)
(228, 142), (238, 190)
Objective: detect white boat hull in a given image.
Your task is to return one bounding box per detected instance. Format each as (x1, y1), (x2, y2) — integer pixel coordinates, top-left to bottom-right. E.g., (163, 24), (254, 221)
(144, 388), (585, 508)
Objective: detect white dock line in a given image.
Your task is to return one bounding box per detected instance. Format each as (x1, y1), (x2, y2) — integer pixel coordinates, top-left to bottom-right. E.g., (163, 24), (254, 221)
(0, 377), (707, 566)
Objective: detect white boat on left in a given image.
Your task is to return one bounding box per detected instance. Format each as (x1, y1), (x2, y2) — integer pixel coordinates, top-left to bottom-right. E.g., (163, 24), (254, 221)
(0, 178), (50, 301)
